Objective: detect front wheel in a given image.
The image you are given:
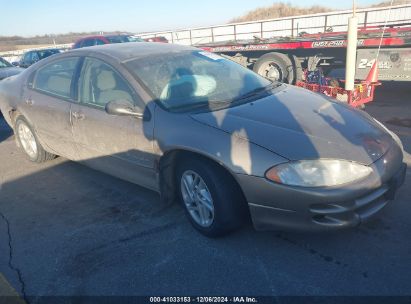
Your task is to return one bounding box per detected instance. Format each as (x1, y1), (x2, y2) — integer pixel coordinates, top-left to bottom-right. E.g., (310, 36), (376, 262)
(176, 157), (247, 237)
(15, 116), (55, 163)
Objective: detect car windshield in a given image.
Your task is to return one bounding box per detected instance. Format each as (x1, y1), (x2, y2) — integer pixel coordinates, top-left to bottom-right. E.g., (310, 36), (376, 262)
(106, 36), (128, 43)
(126, 51), (274, 112)
(127, 36), (144, 42)
(0, 57), (12, 68)
(38, 49), (60, 59)
(106, 36), (143, 43)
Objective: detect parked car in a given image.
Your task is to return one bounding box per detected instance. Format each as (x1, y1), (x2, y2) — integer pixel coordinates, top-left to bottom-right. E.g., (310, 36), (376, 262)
(17, 49), (61, 68)
(0, 57), (24, 80)
(0, 43), (406, 237)
(72, 35), (145, 49)
(144, 36), (169, 43)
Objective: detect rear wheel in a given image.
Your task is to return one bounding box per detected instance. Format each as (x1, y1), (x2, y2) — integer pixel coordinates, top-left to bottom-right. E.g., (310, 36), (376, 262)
(15, 116), (55, 163)
(253, 52), (295, 84)
(176, 157), (247, 237)
(291, 55), (303, 83)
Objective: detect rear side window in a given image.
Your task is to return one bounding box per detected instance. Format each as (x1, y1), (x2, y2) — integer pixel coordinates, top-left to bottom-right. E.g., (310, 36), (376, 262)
(33, 57), (79, 99)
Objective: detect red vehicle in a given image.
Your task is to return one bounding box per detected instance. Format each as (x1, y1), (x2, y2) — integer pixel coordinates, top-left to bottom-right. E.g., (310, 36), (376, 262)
(73, 34), (168, 49)
(144, 36), (169, 43)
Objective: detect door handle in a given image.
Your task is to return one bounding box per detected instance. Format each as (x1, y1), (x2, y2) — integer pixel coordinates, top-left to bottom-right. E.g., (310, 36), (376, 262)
(25, 98), (34, 106)
(72, 111), (85, 120)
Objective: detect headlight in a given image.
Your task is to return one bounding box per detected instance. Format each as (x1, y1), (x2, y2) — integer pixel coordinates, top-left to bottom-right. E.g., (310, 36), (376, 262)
(265, 159), (372, 187)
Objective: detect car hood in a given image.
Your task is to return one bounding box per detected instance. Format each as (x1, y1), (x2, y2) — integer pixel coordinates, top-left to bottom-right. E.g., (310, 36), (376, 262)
(191, 85), (393, 165)
(0, 67), (24, 80)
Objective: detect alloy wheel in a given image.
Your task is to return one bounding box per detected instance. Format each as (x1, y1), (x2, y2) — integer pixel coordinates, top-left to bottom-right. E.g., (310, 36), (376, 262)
(18, 123), (38, 158)
(180, 170), (215, 227)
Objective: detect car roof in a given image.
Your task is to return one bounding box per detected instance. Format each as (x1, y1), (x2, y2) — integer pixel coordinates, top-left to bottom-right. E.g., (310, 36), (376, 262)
(105, 34), (130, 37)
(78, 35), (106, 40)
(74, 36), (108, 45)
(68, 42), (199, 63)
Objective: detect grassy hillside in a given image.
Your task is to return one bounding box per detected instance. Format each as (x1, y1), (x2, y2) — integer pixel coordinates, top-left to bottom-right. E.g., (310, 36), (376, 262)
(371, 0), (410, 7)
(230, 3), (331, 23)
(230, 0), (410, 23)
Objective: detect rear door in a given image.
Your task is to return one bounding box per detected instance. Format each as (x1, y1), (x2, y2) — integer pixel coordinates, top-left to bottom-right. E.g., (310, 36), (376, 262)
(22, 56), (81, 159)
(71, 57), (157, 191)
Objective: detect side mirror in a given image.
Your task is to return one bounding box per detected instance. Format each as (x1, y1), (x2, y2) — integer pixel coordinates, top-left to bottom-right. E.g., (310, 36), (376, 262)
(12, 62), (19, 67)
(105, 99), (144, 118)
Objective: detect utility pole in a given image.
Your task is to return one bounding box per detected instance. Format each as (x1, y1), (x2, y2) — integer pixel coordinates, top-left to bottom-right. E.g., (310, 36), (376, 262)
(345, 0), (358, 90)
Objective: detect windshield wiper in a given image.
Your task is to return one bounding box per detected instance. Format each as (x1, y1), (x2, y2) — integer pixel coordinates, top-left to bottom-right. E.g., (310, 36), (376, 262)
(234, 82), (280, 102)
(164, 82), (281, 112)
(166, 99), (211, 112)
(168, 98), (233, 112)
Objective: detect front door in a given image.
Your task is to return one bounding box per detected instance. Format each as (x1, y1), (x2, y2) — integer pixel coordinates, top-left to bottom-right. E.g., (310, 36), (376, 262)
(71, 57), (157, 191)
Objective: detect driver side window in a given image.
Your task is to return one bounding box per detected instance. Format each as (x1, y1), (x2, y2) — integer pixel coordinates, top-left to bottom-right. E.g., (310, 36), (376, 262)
(79, 58), (135, 108)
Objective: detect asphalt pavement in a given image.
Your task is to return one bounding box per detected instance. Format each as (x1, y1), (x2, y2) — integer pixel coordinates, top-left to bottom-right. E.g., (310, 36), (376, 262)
(0, 83), (410, 301)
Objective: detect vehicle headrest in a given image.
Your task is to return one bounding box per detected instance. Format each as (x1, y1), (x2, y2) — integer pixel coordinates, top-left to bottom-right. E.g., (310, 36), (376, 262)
(97, 70), (116, 91)
(160, 75), (217, 100)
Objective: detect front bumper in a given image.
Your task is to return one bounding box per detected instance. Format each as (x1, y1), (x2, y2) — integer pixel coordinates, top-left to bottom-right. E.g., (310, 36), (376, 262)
(237, 145), (407, 232)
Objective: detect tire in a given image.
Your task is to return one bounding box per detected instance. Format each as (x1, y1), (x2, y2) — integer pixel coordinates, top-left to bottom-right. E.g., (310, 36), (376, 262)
(253, 52), (295, 84)
(176, 157), (247, 237)
(15, 116), (55, 163)
(291, 55), (303, 83)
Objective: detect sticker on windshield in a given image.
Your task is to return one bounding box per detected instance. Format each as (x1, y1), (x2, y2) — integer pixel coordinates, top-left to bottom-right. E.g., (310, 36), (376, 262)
(198, 51), (223, 61)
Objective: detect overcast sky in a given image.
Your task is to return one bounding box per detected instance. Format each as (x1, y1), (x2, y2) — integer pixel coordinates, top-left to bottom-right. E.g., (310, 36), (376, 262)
(1, 0), (389, 37)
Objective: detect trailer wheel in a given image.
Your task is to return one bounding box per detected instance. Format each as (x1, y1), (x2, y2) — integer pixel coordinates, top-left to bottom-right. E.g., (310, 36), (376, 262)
(291, 55), (303, 83)
(253, 52), (294, 84)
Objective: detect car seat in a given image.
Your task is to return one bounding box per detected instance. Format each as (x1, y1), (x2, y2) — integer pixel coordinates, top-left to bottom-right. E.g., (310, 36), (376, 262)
(96, 69), (132, 105)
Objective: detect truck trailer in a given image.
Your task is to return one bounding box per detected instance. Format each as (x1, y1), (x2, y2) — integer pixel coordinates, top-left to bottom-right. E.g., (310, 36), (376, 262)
(139, 4), (411, 83)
